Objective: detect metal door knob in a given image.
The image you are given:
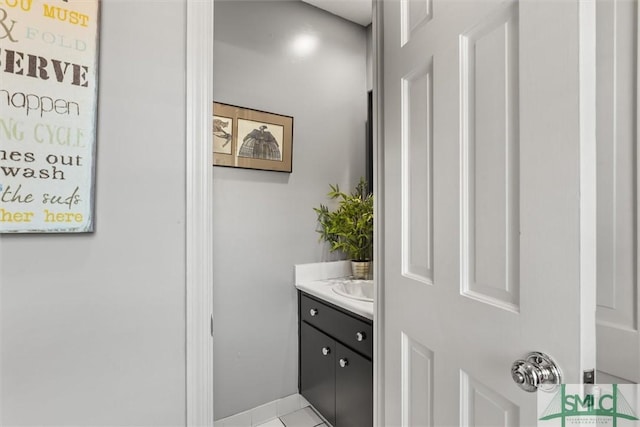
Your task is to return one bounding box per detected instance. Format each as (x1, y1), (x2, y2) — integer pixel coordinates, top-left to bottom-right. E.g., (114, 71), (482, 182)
(309, 308), (318, 316)
(322, 347), (331, 356)
(356, 332), (366, 341)
(339, 358), (349, 368)
(511, 352), (561, 392)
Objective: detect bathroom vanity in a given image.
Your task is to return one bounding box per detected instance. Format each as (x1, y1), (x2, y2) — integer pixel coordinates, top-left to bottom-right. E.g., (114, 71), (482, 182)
(295, 262), (373, 427)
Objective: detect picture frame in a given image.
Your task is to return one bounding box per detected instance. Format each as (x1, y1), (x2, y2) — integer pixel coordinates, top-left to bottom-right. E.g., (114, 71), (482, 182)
(213, 102), (293, 173)
(0, 0), (100, 233)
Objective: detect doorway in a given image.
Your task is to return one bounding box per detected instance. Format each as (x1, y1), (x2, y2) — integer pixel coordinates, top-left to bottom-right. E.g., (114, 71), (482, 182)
(211, 0), (372, 421)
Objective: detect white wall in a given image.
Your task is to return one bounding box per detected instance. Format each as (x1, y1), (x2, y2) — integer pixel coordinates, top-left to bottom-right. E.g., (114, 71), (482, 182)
(1, 1), (187, 425)
(213, 0), (367, 419)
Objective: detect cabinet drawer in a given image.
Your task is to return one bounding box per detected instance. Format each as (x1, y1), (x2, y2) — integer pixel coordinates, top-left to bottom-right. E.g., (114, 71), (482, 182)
(300, 293), (373, 359)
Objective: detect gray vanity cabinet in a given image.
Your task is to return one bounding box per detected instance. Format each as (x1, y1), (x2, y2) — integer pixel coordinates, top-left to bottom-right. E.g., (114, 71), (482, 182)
(298, 292), (373, 427)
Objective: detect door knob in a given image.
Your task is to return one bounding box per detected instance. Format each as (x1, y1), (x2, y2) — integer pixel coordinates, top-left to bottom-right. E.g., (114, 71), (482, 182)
(339, 358), (349, 368)
(322, 347), (331, 356)
(511, 352), (561, 392)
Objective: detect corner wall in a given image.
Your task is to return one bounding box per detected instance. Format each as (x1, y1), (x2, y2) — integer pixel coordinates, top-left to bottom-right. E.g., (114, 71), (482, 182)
(213, 0), (367, 418)
(1, 1), (187, 425)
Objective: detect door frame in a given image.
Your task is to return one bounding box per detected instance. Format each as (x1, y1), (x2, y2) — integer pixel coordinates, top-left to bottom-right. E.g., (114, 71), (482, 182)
(185, 0), (214, 426)
(185, 1), (389, 425)
(372, 1), (385, 426)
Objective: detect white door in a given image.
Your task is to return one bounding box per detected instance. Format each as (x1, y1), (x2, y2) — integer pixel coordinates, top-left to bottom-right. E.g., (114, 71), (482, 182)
(379, 0), (597, 425)
(595, 0), (639, 385)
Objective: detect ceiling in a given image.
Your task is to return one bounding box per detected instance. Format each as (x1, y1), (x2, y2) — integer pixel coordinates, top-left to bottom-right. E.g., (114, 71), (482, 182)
(301, 0), (372, 27)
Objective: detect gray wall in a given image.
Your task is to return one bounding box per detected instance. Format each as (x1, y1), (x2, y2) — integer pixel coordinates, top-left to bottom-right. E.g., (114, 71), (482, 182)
(213, 1), (367, 419)
(1, 1), (187, 425)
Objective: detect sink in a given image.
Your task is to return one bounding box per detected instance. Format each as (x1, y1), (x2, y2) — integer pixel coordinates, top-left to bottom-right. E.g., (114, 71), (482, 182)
(332, 280), (374, 302)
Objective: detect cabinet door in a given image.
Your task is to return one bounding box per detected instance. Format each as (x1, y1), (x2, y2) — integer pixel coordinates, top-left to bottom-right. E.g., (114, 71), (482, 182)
(300, 322), (335, 426)
(335, 343), (373, 427)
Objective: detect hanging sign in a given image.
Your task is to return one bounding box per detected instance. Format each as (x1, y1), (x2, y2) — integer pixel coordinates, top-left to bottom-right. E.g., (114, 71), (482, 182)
(0, 0), (99, 233)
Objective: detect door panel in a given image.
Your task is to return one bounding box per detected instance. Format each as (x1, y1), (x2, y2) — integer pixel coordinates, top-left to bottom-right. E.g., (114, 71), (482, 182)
(400, 333), (434, 426)
(380, 0), (597, 425)
(596, 0), (638, 383)
(460, 371), (519, 426)
(460, 1), (520, 312)
(402, 57), (434, 284)
(400, 0), (432, 47)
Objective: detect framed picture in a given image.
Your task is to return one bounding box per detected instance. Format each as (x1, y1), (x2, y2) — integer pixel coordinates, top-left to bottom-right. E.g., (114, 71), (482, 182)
(213, 102), (293, 173)
(0, 0), (100, 233)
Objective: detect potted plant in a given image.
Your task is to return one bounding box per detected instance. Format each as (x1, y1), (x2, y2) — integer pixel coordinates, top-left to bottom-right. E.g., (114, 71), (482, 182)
(314, 178), (373, 279)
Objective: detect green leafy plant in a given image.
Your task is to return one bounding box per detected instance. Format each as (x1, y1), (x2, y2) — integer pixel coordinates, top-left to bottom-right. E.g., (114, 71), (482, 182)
(314, 178), (373, 261)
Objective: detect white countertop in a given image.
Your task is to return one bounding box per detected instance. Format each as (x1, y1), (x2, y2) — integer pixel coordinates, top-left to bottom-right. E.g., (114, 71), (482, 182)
(295, 261), (374, 320)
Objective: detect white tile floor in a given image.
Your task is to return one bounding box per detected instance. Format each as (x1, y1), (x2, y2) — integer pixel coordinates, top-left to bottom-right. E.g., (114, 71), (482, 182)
(214, 394), (329, 427)
(255, 406), (327, 427)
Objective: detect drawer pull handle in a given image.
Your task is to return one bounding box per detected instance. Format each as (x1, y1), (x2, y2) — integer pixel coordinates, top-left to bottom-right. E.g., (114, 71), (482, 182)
(339, 358), (349, 368)
(309, 308), (318, 316)
(322, 347), (331, 356)
(356, 332), (366, 342)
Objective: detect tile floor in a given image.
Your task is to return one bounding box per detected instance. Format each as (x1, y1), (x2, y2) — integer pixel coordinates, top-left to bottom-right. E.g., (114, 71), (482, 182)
(214, 394), (329, 427)
(255, 406), (327, 427)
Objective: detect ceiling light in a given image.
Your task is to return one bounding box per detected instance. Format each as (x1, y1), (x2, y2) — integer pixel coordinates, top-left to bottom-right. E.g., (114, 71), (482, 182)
(290, 33), (318, 57)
